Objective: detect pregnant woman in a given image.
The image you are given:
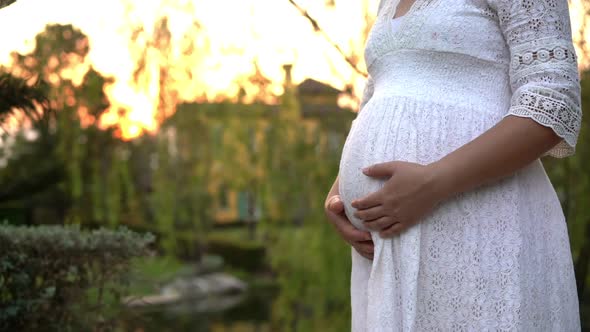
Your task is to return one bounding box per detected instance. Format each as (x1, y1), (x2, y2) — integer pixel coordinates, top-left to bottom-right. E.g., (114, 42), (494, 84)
(324, 0), (582, 330)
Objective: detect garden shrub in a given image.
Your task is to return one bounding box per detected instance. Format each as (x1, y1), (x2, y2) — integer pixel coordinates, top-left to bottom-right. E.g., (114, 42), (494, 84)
(0, 222), (155, 331)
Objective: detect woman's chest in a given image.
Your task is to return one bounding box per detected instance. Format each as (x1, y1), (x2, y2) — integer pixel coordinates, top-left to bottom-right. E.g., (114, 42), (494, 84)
(364, 0), (509, 71)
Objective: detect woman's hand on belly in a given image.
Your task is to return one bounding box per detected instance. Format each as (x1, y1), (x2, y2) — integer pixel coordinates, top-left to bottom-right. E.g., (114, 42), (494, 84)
(325, 177), (374, 260)
(351, 161), (445, 238)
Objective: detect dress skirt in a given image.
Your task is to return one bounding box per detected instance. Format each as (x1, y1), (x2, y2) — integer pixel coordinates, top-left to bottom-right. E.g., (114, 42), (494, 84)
(338, 92), (581, 331)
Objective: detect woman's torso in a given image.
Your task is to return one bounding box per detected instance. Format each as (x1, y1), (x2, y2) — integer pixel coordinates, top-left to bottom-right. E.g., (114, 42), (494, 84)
(364, 0), (513, 114)
(366, 0), (509, 70)
(339, 0), (539, 230)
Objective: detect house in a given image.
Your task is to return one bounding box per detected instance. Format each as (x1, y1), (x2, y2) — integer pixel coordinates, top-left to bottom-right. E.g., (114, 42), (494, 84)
(159, 65), (356, 225)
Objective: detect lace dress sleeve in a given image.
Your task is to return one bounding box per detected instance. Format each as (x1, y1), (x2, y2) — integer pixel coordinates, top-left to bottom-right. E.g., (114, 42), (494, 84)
(488, 0), (582, 158)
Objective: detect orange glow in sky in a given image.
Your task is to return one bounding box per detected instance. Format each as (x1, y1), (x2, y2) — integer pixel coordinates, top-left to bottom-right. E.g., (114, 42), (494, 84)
(0, 0), (587, 140)
(0, 0), (380, 139)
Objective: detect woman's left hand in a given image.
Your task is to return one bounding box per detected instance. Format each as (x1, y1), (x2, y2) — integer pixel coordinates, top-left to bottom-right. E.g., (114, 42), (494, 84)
(351, 160), (449, 238)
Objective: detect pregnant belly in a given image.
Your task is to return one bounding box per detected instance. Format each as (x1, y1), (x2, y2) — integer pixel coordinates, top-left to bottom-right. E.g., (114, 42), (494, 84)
(338, 95), (504, 231)
(338, 112), (393, 231)
(338, 149), (386, 232)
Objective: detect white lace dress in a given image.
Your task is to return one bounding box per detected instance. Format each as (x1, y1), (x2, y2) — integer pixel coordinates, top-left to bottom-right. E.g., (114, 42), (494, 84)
(337, 0), (582, 330)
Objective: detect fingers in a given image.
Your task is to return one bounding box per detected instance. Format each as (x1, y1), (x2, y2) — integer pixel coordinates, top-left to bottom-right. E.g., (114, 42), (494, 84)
(339, 219), (373, 242)
(356, 249), (374, 260)
(325, 192), (374, 260)
(325, 205), (372, 243)
(362, 161), (398, 178)
(379, 222), (404, 238)
(353, 204), (385, 221)
(351, 191), (382, 210)
(363, 216), (395, 232)
(353, 241), (374, 260)
(355, 240), (374, 254)
(327, 195), (344, 213)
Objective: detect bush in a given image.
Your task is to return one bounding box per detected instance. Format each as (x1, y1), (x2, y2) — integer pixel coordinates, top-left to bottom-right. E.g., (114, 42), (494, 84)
(0, 222), (155, 331)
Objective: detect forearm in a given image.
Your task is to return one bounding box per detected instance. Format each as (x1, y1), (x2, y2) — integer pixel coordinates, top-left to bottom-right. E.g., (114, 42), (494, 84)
(429, 115), (563, 200)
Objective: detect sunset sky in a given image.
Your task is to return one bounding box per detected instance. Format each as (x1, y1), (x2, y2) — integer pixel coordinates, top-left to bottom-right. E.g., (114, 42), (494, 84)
(0, 0), (586, 139)
(0, 0), (378, 138)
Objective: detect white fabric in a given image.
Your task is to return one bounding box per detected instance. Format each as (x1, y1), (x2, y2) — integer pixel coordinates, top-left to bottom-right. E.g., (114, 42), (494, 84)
(391, 16), (404, 33)
(339, 0), (581, 330)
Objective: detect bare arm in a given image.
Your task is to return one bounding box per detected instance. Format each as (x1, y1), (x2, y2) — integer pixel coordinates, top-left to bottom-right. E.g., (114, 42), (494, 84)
(431, 0), (582, 200)
(429, 115), (562, 201)
(351, 115), (574, 238)
(350, 0), (582, 238)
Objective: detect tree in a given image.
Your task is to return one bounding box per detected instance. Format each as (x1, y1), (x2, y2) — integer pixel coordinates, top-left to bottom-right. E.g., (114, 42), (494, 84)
(286, 0), (377, 105)
(0, 73), (61, 205)
(0, 0), (16, 10)
(1, 24), (142, 230)
(0, 73), (50, 132)
(125, 0), (206, 126)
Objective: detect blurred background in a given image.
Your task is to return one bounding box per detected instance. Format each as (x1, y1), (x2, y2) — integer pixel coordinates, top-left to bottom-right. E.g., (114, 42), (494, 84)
(0, 0), (589, 331)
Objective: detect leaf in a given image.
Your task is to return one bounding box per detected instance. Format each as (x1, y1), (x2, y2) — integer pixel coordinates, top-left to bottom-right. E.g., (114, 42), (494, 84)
(43, 286), (56, 298)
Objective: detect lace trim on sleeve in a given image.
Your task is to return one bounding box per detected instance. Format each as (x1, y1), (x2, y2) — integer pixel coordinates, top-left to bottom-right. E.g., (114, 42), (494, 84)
(506, 85), (581, 158)
(490, 0), (582, 158)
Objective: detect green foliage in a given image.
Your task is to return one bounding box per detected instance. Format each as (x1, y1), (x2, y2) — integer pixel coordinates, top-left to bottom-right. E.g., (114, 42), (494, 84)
(266, 221), (351, 332)
(0, 73), (50, 130)
(0, 222), (155, 331)
(543, 69), (590, 298)
(206, 234), (267, 272)
(124, 255), (190, 297)
(0, 71), (61, 207)
(156, 82), (353, 329)
(0, 24), (146, 233)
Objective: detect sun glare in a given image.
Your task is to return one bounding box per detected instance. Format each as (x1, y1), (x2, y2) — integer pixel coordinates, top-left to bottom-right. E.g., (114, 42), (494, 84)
(0, 0), (587, 140)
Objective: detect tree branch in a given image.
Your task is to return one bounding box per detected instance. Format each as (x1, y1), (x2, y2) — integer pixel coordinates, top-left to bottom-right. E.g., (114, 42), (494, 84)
(286, 0), (367, 77)
(0, 0), (17, 10)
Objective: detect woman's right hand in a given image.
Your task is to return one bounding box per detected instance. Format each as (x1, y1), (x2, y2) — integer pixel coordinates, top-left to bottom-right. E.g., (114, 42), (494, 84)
(324, 179), (374, 260)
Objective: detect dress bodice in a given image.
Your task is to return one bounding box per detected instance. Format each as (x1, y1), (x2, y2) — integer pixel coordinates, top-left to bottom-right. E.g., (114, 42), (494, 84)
(390, 15), (403, 33)
(365, 0), (511, 73)
(359, 0), (582, 158)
